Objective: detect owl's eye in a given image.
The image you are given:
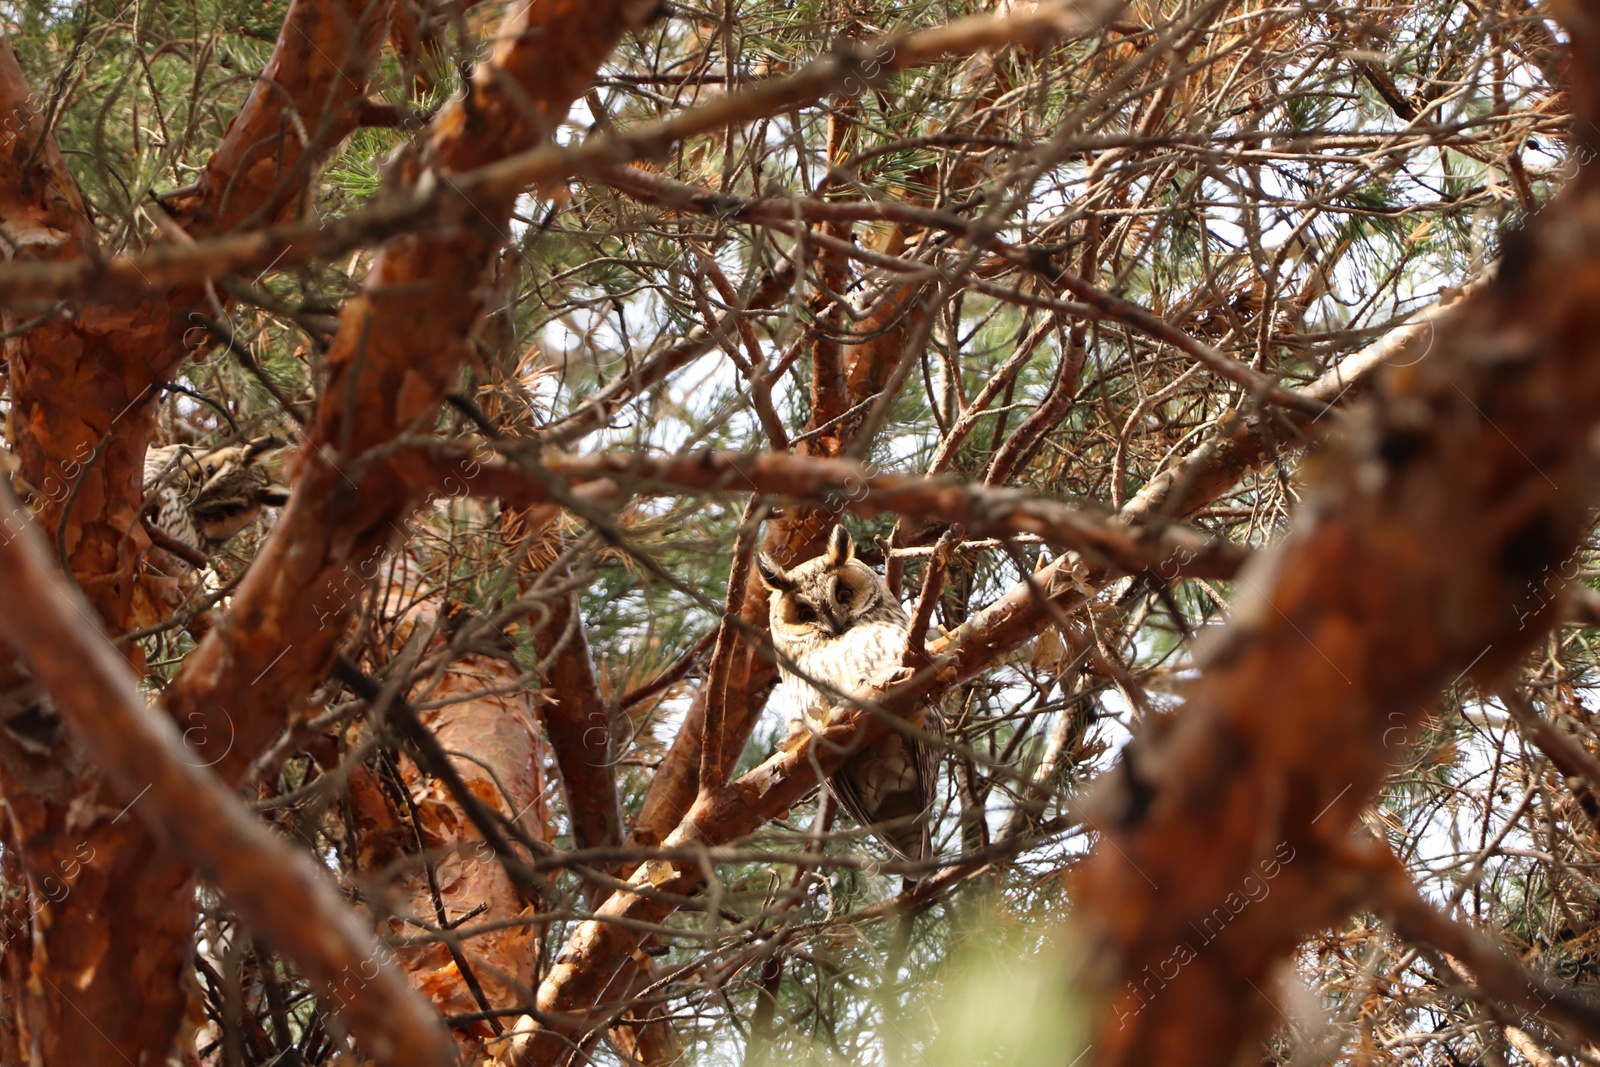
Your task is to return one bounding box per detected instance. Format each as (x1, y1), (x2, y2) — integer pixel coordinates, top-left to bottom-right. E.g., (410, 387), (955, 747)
(836, 583), (854, 606)
(796, 604), (818, 624)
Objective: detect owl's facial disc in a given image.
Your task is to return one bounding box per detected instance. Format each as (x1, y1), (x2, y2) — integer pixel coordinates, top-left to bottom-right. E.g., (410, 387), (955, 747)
(789, 598), (841, 635)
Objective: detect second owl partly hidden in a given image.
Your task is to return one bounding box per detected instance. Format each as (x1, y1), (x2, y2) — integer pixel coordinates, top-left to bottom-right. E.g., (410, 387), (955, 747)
(759, 526), (943, 863)
(142, 436), (290, 566)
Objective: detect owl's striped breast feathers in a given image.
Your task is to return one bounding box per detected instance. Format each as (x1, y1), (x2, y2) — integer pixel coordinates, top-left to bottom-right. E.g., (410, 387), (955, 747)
(141, 436), (290, 564)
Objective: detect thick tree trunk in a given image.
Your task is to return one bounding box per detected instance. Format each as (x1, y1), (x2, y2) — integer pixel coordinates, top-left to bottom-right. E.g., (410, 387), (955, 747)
(0, 5), (385, 1058)
(0, 0), (649, 1058)
(1075, 20), (1600, 1063)
(356, 559), (555, 1058)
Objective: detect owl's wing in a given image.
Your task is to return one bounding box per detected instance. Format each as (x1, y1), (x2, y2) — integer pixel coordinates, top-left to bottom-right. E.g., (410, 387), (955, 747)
(917, 702), (945, 851)
(829, 703), (944, 864)
(826, 767), (885, 859)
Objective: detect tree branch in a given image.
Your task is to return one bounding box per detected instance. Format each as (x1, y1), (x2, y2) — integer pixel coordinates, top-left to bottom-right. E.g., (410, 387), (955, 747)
(1073, 50), (1600, 1063)
(409, 449), (1250, 580)
(0, 0), (1123, 308)
(507, 664), (944, 1062)
(0, 483), (457, 1067)
(0, 4), (391, 1057)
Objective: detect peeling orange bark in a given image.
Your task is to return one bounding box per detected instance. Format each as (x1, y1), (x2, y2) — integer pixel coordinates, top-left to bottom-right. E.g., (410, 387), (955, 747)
(0, 480), (460, 1067)
(531, 577), (625, 895)
(362, 562), (554, 1058)
(0, 4), (386, 1060)
(162, 0), (657, 797)
(1074, 32), (1600, 1066)
(6, 0), (386, 627)
(500, 506), (623, 900)
(130, 1), (655, 1060)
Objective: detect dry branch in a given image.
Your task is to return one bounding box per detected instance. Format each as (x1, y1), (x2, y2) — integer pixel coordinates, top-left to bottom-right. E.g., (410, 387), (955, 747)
(600, 164), (1318, 417)
(541, 265), (800, 447)
(931, 278), (1492, 689)
(1122, 279), (1486, 524)
(410, 449), (1248, 579)
(1374, 846), (1600, 1047)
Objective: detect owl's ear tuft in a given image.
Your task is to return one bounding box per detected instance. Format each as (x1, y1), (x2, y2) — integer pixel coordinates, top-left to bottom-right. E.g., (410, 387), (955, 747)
(756, 552), (793, 591)
(826, 525), (855, 567)
(242, 435), (287, 463)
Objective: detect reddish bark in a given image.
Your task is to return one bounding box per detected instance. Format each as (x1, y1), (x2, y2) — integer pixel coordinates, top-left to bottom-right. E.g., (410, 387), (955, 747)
(518, 528), (625, 902)
(399, 449), (1249, 579)
(1073, 38), (1600, 1064)
(0, 0), (648, 1057)
(535, 594), (623, 864)
(6, 0), (385, 629)
(136, 0), (652, 1057)
(161, 0), (658, 788)
(371, 563), (555, 1058)
(0, 4), (386, 1059)
(503, 458), (636, 1042)
(0, 482), (457, 1067)
(609, 997), (683, 1067)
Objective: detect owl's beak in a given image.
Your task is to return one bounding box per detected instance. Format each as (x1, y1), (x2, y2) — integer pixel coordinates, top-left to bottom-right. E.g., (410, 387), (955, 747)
(825, 609), (849, 635)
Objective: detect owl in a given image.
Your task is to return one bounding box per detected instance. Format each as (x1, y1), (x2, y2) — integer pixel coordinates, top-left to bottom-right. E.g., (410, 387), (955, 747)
(758, 525), (943, 863)
(142, 435), (291, 566)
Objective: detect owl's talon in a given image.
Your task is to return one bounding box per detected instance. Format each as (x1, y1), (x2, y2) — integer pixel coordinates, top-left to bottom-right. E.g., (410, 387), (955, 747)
(872, 665), (919, 691)
(780, 710), (827, 753)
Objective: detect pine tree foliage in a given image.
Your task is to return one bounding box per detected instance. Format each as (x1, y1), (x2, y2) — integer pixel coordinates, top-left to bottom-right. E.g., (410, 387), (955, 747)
(0, 1), (1596, 1065)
